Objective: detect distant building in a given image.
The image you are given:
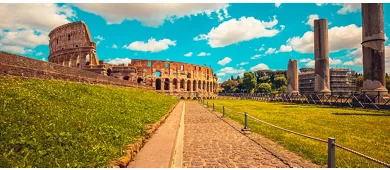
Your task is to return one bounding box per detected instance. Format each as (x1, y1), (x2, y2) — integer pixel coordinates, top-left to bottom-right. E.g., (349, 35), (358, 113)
(299, 68), (356, 94)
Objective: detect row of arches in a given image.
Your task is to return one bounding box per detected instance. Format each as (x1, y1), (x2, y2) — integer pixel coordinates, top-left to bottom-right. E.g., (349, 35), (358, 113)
(155, 78), (216, 92)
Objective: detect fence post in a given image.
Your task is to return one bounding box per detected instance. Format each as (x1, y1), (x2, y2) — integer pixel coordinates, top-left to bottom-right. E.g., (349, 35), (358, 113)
(222, 106), (226, 118)
(328, 137), (336, 168)
(241, 112), (250, 131)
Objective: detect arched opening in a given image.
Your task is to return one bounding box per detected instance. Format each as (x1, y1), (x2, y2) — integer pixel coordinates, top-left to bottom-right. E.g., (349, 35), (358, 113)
(180, 97), (185, 100)
(193, 80), (197, 91)
(187, 97), (191, 100)
(107, 68), (112, 76)
(203, 81), (206, 90)
(123, 76), (130, 81)
(187, 80), (191, 91)
(156, 79), (162, 90)
(192, 97), (197, 100)
(198, 80), (201, 90)
(207, 82), (209, 92)
(164, 78), (170, 90)
(137, 77), (143, 84)
(173, 78), (178, 90)
(180, 79), (185, 89)
(155, 71), (161, 77)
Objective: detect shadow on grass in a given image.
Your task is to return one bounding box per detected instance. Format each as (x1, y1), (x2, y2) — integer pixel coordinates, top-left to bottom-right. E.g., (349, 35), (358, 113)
(332, 113), (390, 117)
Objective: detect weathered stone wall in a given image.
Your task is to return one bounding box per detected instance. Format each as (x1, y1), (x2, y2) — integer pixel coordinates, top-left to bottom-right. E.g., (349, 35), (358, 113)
(48, 21), (99, 69)
(0, 51), (152, 89)
(107, 59), (218, 99)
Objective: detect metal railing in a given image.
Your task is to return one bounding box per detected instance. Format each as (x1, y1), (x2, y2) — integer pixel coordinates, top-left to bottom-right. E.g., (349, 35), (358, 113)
(218, 92), (390, 110)
(198, 99), (390, 168)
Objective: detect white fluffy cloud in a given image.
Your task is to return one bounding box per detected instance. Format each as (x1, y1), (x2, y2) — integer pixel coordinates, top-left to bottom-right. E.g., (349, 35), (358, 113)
(197, 52), (211, 56)
(112, 44), (118, 49)
(184, 52), (193, 57)
(256, 44), (265, 51)
(250, 54), (263, 60)
(305, 58), (342, 67)
(277, 45), (292, 53)
(287, 24), (362, 54)
(194, 16), (282, 48)
(107, 58), (132, 65)
(305, 14), (319, 28)
(0, 4), (75, 54)
(299, 58), (313, 63)
(73, 3), (230, 27)
(237, 62), (249, 66)
(36, 52), (43, 56)
(217, 67), (245, 77)
(250, 63), (269, 71)
(217, 57), (232, 66)
(335, 3), (361, 15)
(94, 35), (104, 45)
(123, 38), (176, 52)
(264, 48), (276, 55)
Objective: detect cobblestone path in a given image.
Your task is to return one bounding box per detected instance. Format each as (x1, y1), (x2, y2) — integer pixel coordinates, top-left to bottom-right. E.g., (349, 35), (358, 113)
(182, 102), (318, 168)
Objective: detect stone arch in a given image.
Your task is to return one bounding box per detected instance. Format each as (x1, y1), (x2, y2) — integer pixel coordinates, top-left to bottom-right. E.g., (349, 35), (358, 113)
(193, 80), (197, 91)
(192, 97), (197, 100)
(207, 82), (209, 92)
(187, 80), (191, 91)
(156, 79), (162, 90)
(164, 78), (170, 90)
(137, 77), (143, 84)
(123, 76), (130, 81)
(187, 97), (191, 100)
(180, 97), (185, 99)
(198, 80), (201, 90)
(107, 68), (112, 76)
(155, 71), (161, 77)
(203, 81), (206, 90)
(180, 79), (185, 89)
(173, 78), (178, 90)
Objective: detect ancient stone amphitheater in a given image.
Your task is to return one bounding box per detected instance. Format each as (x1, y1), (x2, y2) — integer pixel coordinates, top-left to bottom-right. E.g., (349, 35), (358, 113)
(7, 21), (217, 99)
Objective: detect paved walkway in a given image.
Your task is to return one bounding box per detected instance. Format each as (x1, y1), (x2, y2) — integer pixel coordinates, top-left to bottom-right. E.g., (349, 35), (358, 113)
(128, 101), (318, 168)
(127, 101), (184, 168)
(182, 102), (318, 168)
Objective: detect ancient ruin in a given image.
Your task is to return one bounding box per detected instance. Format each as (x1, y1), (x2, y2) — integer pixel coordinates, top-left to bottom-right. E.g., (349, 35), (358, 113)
(361, 3), (388, 96)
(48, 21), (99, 69)
(314, 19), (331, 95)
(47, 21), (217, 99)
(287, 59), (299, 95)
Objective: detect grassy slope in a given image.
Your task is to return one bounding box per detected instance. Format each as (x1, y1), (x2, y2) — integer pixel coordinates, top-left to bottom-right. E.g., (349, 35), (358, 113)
(208, 99), (390, 168)
(0, 78), (178, 168)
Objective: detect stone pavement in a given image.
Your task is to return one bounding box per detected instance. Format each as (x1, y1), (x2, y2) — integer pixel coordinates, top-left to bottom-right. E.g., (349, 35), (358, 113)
(182, 102), (318, 168)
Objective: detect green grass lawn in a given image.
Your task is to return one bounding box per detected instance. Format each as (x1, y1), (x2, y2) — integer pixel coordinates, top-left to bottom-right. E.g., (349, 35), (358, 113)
(207, 99), (390, 168)
(0, 77), (178, 168)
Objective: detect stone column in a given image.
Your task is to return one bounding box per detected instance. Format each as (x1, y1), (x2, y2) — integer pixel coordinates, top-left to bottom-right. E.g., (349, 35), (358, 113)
(189, 81), (193, 92)
(314, 19), (331, 94)
(184, 79), (187, 91)
(361, 3), (388, 96)
(287, 59), (299, 95)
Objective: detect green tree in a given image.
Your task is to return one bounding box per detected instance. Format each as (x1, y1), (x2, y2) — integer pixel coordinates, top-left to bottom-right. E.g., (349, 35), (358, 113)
(273, 75), (287, 89)
(259, 75), (270, 83)
(220, 79), (238, 93)
(243, 72), (257, 93)
(356, 76), (363, 92)
(257, 83), (272, 93)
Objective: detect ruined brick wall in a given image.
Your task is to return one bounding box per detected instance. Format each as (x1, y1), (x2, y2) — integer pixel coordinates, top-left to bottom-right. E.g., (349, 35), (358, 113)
(107, 59), (218, 99)
(0, 51), (153, 89)
(48, 21), (99, 68)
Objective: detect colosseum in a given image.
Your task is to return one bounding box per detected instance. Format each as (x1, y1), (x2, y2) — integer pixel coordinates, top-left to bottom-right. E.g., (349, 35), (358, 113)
(48, 21), (218, 99)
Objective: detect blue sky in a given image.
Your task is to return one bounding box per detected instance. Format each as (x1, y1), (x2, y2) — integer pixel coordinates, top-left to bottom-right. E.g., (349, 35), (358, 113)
(1, 3), (390, 82)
